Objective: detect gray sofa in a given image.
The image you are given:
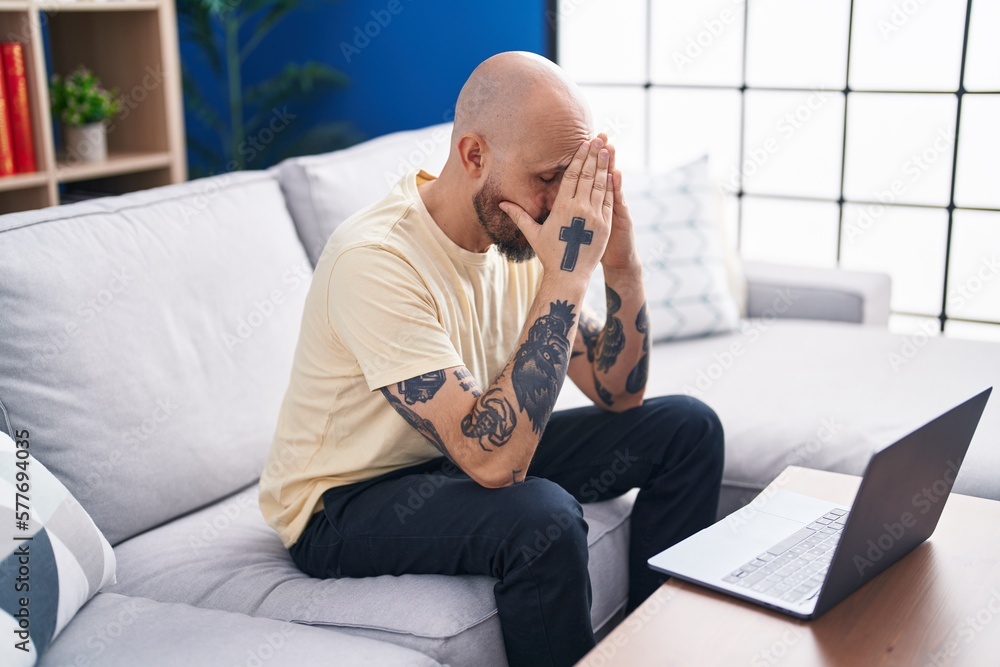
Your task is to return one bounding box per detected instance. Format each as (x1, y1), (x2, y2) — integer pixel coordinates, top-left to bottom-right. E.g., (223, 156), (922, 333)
(1, 123), (997, 667)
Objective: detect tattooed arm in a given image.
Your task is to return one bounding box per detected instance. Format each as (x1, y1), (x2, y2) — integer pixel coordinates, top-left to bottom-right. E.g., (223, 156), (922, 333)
(566, 134), (648, 412)
(566, 276), (648, 412)
(380, 276), (589, 488)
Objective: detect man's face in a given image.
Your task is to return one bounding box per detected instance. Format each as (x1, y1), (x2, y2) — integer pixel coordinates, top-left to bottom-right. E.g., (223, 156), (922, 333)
(472, 167), (544, 263)
(472, 133), (587, 263)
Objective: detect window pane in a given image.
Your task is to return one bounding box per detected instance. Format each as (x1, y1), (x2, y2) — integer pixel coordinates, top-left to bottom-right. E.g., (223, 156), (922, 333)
(889, 314), (942, 338)
(946, 210), (1000, 322)
(965, 0), (1000, 91)
(849, 0), (966, 91)
(649, 88), (741, 186)
(649, 0), (744, 86)
(955, 94), (1000, 209)
(557, 0), (646, 84)
(579, 85), (647, 172)
(945, 320), (1000, 343)
(843, 93), (956, 206)
(740, 197), (840, 268)
(745, 0), (850, 89)
(721, 195), (739, 251)
(840, 204), (948, 315)
(742, 90), (845, 199)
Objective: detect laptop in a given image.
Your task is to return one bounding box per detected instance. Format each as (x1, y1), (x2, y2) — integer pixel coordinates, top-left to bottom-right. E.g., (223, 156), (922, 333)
(647, 386), (993, 619)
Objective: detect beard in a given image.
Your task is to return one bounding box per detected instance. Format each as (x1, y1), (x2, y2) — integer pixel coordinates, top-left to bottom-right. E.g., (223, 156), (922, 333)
(472, 173), (546, 263)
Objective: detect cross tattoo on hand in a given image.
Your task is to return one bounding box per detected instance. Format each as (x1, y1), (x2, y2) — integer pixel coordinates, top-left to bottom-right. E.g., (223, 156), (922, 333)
(559, 217), (593, 272)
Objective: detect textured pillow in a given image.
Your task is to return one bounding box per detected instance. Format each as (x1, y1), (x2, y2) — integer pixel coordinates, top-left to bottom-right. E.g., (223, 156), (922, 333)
(0, 429), (116, 666)
(584, 155), (743, 342)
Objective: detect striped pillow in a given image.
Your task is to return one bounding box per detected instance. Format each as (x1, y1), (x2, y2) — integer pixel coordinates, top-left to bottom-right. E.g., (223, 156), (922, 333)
(0, 430), (116, 666)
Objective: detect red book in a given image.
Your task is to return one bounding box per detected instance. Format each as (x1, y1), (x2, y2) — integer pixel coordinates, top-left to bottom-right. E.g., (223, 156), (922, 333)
(0, 42), (36, 174)
(0, 54), (15, 176)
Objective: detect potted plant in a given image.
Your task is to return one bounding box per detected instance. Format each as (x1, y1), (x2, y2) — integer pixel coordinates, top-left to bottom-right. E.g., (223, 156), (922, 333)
(49, 66), (122, 163)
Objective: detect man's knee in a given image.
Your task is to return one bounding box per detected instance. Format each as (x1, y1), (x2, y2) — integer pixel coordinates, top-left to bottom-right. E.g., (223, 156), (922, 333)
(504, 479), (589, 566)
(646, 394), (725, 474)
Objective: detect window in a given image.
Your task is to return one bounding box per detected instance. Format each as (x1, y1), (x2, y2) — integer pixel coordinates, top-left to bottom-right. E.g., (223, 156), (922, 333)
(555, 0), (1000, 342)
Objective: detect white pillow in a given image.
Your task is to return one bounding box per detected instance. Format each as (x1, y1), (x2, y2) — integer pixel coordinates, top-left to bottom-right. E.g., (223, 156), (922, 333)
(0, 430), (116, 666)
(277, 123), (452, 266)
(584, 155), (743, 342)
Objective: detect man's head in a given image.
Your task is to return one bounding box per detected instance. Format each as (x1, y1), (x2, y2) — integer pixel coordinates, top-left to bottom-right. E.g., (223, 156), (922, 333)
(445, 52), (593, 261)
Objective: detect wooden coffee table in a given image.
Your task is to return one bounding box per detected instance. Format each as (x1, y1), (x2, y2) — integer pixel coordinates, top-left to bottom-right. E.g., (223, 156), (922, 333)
(579, 466), (1000, 666)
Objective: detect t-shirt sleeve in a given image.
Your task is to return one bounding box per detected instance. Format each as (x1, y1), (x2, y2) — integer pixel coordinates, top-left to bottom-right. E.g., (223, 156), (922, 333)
(327, 245), (464, 392)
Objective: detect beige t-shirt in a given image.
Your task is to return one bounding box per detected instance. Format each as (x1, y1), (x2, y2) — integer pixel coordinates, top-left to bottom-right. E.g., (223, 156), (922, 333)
(260, 169), (543, 548)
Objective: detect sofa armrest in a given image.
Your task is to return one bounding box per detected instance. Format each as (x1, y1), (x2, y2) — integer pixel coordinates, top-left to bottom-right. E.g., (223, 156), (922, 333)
(742, 260), (892, 326)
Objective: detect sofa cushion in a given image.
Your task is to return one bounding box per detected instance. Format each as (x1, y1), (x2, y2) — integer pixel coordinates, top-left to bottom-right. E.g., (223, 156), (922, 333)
(275, 123), (451, 265)
(555, 318), (1000, 512)
(40, 593), (444, 667)
(0, 171), (312, 545)
(1, 432), (116, 666)
(105, 485), (636, 667)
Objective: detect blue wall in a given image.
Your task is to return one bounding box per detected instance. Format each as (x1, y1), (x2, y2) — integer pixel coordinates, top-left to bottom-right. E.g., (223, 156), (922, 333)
(179, 0), (550, 174)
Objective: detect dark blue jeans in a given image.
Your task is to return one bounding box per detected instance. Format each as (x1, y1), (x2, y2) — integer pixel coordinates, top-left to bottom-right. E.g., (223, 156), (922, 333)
(288, 394), (724, 667)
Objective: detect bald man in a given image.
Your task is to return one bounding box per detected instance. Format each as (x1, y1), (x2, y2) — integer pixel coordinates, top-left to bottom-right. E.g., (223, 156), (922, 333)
(260, 52), (724, 667)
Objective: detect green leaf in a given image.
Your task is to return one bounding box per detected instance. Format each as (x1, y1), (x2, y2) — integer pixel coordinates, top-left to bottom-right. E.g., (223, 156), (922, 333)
(175, 0), (224, 75)
(244, 61), (348, 110)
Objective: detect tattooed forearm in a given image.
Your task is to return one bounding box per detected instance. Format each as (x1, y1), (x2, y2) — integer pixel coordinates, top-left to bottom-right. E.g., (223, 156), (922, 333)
(398, 370), (446, 404)
(595, 285), (625, 372)
(626, 302), (650, 394)
(512, 469), (524, 484)
(461, 387), (517, 451)
(512, 300), (576, 434)
(381, 387), (452, 461)
(454, 368), (483, 397)
(593, 373), (614, 406)
(577, 310), (601, 362)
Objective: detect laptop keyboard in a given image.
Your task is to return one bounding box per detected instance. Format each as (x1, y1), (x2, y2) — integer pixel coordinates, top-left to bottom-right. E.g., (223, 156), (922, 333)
(722, 508), (850, 604)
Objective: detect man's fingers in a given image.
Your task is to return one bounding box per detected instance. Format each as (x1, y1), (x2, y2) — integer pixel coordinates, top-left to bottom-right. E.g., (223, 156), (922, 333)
(590, 147), (611, 210)
(498, 201), (537, 242)
(603, 173), (614, 219)
(557, 140), (590, 200)
(575, 138), (604, 200)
